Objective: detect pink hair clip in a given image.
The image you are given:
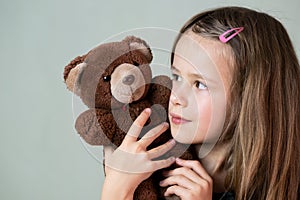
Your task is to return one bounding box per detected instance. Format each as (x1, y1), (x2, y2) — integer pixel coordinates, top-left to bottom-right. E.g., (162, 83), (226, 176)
(219, 27), (244, 43)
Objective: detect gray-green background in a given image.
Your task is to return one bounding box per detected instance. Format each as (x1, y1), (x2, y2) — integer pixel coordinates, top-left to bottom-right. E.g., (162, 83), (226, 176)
(1, 0), (299, 199)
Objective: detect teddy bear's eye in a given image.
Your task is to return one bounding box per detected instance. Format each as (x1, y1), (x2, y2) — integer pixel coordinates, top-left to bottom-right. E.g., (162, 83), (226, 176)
(103, 75), (111, 82)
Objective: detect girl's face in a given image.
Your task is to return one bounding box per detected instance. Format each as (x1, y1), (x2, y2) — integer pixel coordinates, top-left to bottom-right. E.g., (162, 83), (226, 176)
(168, 32), (232, 146)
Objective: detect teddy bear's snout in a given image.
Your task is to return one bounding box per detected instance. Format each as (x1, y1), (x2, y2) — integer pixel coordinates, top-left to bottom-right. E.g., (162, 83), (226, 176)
(111, 63), (147, 104)
(122, 74), (135, 85)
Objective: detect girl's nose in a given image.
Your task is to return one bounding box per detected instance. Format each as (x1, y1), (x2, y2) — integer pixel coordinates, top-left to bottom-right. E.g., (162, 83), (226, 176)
(170, 90), (187, 107)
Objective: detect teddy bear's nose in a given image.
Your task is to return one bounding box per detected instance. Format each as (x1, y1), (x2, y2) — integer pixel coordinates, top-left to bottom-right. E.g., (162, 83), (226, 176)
(122, 75), (135, 85)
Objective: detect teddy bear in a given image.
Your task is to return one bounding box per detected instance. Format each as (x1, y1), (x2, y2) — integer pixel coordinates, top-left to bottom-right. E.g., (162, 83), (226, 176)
(63, 36), (197, 200)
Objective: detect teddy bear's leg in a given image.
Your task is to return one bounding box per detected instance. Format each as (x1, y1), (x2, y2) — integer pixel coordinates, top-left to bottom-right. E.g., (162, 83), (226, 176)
(134, 178), (158, 200)
(144, 170), (179, 200)
(75, 108), (116, 146)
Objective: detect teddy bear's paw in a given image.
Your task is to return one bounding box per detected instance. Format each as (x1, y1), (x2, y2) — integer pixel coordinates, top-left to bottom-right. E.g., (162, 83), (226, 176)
(149, 75), (172, 108)
(75, 109), (111, 145)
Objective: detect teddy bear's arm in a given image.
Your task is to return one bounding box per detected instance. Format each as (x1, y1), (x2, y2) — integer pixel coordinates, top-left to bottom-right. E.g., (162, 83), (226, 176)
(75, 108), (116, 146)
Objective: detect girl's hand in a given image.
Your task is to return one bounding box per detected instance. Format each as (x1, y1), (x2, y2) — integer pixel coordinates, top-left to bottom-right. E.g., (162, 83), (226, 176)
(160, 158), (213, 200)
(101, 108), (176, 200)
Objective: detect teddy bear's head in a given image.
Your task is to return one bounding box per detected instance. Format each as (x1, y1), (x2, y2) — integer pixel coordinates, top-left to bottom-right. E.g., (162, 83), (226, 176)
(64, 36), (153, 109)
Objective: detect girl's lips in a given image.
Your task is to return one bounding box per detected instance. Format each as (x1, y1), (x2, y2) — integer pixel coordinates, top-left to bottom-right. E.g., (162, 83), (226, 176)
(169, 113), (191, 125)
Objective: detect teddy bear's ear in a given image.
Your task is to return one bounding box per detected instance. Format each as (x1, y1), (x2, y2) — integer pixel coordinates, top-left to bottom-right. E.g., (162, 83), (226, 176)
(64, 54), (87, 96)
(65, 62), (87, 96)
(123, 36), (153, 62)
(63, 55), (87, 81)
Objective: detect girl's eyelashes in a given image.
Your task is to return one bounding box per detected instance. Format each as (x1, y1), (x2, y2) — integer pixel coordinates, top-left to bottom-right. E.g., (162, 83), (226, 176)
(195, 80), (208, 90)
(171, 73), (208, 90)
(171, 73), (183, 82)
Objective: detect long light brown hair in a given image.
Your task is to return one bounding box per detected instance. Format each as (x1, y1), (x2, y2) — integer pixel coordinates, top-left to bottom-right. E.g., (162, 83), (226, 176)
(171, 6), (300, 199)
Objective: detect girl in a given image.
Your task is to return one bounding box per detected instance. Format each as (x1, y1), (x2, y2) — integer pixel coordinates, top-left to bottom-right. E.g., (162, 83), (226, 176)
(101, 6), (300, 200)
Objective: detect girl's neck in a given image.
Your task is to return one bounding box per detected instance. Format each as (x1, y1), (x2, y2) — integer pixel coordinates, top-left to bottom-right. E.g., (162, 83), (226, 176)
(194, 142), (230, 193)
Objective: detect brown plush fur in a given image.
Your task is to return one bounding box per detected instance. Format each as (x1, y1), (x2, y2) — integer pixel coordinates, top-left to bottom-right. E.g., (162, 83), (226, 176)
(63, 36), (197, 200)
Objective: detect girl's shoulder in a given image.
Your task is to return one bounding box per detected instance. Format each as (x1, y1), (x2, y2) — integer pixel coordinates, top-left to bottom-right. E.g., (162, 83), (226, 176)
(213, 191), (235, 200)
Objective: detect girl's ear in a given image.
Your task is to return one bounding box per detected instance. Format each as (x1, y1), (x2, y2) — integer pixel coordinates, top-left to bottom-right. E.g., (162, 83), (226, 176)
(122, 36), (153, 62)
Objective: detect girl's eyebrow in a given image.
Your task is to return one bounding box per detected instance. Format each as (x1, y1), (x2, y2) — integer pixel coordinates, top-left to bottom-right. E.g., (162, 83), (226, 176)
(171, 65), (180, 72)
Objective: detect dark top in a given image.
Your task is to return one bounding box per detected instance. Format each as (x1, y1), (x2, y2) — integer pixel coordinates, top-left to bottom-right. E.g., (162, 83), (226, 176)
(213, 191), (235, 200)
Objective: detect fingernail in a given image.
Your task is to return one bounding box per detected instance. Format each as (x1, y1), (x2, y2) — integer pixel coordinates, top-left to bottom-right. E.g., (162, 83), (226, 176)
(159, 180), (164, 186)
(163, 122), (169, 128)
(170, 156), (176, 162)
(169, 139), (176, 145)
(176, 157), (182, 163)
(144, 108), (151, 114)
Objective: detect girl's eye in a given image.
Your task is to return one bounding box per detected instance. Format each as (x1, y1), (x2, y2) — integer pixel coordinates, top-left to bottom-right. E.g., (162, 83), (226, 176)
(171, 73), (183, 82)
(195, 81), (207, 90)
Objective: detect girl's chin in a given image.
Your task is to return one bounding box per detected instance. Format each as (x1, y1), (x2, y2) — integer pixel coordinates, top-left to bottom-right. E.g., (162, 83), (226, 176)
(170, 127), (202, 144)
(171, 134), (198, 144)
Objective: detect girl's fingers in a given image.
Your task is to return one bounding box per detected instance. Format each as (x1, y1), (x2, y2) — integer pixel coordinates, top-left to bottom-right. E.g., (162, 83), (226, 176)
(125, 108), (151, 142)
(161, 162), (213, 199)
(148, 139), (176, 159)
(164, 185), (187, 198)
(175, 158), (212, 182)
(163, 166), (202, 185)
(151, 156), (176, 171)
(138, 122), (169, 147)
(160, 174), (197, 190)
(159, 170), (212, 191)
